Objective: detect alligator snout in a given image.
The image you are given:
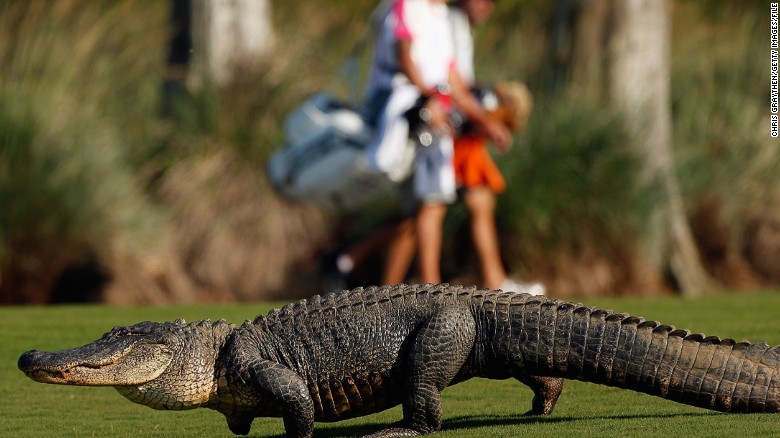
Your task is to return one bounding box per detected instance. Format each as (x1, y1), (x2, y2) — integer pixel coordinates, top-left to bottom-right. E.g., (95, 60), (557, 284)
(18, 349), (66, 374)
(18, 350), (44, 372)
(18, 349), (77, 383)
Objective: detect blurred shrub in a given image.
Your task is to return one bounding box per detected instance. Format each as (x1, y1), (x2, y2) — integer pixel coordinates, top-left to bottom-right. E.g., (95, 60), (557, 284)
(446, 100), (662, 296)
(671, 3), (780, 286)
(0, 0), (168, 303)
(497, 101), (651, 249)
(672, 4), (778, 210)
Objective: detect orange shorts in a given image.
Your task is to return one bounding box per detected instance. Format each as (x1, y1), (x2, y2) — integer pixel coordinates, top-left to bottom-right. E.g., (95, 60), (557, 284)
(453, 135), (506, 193)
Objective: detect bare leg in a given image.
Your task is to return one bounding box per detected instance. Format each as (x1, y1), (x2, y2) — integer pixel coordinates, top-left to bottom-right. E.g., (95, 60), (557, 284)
(464, 187), (507, 289)
(416, 203), (447, 284)
(382, 218), (417, 285)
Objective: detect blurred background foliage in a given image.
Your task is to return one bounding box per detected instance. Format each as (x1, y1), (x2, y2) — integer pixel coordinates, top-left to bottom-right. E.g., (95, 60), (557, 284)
(0, 0), (777, 304)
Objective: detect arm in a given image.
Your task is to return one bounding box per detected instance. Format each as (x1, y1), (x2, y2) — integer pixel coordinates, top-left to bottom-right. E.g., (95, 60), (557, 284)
(396, 39), (428, 94)
(449, 69), (512, 151)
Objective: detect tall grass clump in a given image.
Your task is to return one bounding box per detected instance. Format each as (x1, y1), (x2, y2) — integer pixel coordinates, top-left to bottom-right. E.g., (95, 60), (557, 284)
(673, 3), (777, 209)
(0, 1), (175, 303)
(489, 101), (660, 297)
(671, 3), (780, 286)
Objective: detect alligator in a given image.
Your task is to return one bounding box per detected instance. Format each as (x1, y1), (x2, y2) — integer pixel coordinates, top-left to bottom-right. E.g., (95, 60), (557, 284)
(18, 284), (780, 437)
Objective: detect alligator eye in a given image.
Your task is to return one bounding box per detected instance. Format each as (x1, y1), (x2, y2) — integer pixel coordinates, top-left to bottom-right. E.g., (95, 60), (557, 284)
(110, 327), (132, 338)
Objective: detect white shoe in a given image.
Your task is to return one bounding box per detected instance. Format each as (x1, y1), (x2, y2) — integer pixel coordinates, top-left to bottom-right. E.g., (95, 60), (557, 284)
(500, 278), (546, 296)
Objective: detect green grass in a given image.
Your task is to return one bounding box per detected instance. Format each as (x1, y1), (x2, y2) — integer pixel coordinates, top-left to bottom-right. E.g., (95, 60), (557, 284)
(2, 291), (779, 437)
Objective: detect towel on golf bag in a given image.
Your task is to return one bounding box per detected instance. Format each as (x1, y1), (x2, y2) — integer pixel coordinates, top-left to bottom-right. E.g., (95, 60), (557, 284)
(268, 93), (408, 213)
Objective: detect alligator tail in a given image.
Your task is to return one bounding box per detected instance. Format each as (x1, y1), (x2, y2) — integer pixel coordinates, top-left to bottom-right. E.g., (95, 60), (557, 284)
(511, 297), (780, 413)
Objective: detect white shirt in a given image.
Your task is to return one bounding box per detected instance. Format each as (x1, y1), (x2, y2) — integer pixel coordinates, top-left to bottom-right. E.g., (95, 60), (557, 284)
(366, 0), (456, 98)
(449, 6), (475, 85)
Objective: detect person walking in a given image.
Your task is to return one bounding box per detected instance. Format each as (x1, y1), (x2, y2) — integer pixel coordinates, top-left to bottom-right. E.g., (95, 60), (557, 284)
(364, 0), (510, 286)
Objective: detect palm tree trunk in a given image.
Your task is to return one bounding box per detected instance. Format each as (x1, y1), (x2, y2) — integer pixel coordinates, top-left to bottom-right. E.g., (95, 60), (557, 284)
(606, 0), (715, 296)
(192, 0), (274, 86)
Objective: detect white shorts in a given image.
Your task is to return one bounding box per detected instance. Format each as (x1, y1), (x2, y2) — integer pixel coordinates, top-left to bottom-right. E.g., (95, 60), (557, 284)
(414, 134), (456, 204)
(365, 84), (456, 205)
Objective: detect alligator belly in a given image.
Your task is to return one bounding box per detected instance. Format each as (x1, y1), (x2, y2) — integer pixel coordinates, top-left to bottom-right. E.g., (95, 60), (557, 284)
(309, 371), (405, 422)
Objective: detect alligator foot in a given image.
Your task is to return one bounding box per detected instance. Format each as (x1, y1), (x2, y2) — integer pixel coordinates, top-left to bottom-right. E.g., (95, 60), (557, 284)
(361, 426), (421, 437)
(519, 375), (564, 416)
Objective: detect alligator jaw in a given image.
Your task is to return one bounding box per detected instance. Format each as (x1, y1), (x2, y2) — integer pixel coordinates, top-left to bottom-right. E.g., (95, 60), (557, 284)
(25, 366), (89, 385)
(18, 343), (174, 386)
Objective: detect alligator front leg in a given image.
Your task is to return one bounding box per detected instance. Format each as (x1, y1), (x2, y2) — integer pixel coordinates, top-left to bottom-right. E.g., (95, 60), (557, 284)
(244, 360), (315, 438)
(366, 306), (477, 437)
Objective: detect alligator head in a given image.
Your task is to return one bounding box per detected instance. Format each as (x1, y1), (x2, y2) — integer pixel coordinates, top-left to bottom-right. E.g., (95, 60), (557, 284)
(19, 318), (234, 410)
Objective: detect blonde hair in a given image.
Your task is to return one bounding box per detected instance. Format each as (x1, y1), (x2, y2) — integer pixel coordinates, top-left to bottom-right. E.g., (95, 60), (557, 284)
(492, 81), (533, 132)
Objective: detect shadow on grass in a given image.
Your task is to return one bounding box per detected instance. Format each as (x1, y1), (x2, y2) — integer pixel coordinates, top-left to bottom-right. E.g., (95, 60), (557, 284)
(284, 411), (717, 437)
(441, 411), (716, 430)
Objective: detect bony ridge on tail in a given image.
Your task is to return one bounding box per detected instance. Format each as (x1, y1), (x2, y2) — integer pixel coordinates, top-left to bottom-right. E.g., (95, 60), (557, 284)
(18, 284), (780, 438)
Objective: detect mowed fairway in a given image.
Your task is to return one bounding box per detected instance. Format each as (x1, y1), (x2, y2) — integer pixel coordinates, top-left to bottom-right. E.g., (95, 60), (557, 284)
(2, 291), (779, 438)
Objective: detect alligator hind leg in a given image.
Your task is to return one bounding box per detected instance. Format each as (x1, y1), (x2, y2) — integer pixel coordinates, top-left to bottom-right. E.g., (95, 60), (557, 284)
(365, 306), (477, 437)
(516, 374), (563, 416)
